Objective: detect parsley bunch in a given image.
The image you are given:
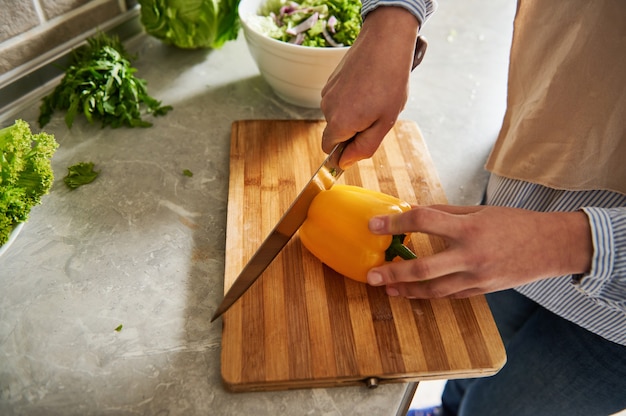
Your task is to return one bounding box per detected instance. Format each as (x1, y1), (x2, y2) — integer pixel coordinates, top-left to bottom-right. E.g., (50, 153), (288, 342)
(38, 33), (172, 129)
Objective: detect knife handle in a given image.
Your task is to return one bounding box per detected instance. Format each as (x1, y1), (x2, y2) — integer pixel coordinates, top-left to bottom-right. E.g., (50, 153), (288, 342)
(412, 35), (428, 70)
(326, 136), (355, 175)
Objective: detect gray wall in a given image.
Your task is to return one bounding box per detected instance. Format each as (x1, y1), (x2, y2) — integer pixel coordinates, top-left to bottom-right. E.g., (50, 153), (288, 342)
(0, 0), (137, 76)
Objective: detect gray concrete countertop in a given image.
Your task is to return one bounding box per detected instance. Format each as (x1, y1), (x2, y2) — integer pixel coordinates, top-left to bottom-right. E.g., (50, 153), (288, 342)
(0, 1), (515, 414)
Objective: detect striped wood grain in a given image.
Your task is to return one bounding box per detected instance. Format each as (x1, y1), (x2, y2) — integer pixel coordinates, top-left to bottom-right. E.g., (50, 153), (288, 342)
(221, 120), (506, 392)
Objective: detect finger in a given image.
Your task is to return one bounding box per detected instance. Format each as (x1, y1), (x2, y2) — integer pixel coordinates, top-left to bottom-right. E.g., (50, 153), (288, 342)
(338, 127), (385, 168)
(367, 249), (467, 286)
(385, 272), (485, 299)
(321, 121), (356, 154)
(369, 206), (462, 239)
(427, 204), (484, 215)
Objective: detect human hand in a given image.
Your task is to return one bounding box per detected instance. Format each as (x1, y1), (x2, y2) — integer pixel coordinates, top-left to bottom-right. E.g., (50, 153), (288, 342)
(366, 205), (593, 298)
(320, 7), (420, 169)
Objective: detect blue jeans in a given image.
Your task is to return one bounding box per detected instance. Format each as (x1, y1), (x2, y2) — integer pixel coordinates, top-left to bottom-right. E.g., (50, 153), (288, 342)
(441, 290), (626, 416)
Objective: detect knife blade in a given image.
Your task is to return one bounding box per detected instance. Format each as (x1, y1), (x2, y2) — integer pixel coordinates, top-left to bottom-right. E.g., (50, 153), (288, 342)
(210, 141), (348, 322)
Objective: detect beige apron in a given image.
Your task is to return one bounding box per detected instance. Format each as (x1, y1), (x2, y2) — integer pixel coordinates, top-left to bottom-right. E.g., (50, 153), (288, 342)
(485, 0), (626, 195)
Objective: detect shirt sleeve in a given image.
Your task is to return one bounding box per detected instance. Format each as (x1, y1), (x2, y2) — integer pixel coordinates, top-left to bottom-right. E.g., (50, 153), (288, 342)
(361, 0), (438, 26)
(578, 207), (626, 312)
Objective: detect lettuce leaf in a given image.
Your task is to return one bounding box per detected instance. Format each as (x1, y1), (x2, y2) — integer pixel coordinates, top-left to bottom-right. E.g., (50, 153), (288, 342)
(138, 0), (241, 49)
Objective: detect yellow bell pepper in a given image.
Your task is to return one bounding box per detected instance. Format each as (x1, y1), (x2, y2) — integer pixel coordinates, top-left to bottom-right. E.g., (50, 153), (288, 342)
(299, 184), (417, 283)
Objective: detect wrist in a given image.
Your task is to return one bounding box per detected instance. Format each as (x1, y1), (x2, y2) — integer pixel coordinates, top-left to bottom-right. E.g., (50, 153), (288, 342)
(360, 7), (420, 69)
(363, 6), (420, 37)
(565, 211), (593, 275)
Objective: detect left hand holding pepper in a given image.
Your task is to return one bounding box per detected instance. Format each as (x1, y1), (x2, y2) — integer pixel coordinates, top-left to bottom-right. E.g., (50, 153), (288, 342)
(366, 205), (593, 299)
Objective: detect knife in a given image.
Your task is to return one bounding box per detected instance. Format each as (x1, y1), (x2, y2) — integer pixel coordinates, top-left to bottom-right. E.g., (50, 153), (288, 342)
(210, 141), (348, 322)
(211, 36), (427, 322)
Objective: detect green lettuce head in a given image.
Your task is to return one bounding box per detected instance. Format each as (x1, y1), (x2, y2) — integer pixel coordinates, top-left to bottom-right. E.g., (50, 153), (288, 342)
(139, 0), (241, 49)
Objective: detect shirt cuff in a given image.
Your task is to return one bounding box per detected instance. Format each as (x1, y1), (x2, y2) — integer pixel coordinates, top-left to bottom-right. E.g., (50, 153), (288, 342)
(577, 207), (626, 310)
(361, 0), (438, 25)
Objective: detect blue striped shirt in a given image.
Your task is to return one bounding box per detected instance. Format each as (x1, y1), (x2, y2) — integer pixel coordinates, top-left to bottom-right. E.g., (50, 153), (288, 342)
(362, 0), (626, 345)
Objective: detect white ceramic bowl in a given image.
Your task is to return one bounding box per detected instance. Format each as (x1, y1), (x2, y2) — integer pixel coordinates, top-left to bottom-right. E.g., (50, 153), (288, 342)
(238, 0), (350, 108)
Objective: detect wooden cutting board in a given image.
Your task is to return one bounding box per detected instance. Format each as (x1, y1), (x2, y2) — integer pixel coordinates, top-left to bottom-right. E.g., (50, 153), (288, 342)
(220, 120), (506, 392)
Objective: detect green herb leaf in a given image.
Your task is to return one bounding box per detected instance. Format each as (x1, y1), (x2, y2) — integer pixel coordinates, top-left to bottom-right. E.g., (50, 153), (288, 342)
(114, 324), (123, 332)
(64, 162), (100, 189)
(182, 169), (193, 177)
(38, 32), (172, 129)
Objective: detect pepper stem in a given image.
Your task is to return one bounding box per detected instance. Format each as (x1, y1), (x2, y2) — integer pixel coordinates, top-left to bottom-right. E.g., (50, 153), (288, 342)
(385, 234), (418, 261)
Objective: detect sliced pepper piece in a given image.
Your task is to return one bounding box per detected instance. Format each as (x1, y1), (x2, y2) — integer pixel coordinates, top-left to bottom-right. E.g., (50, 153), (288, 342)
(299, 184), (417, 283)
